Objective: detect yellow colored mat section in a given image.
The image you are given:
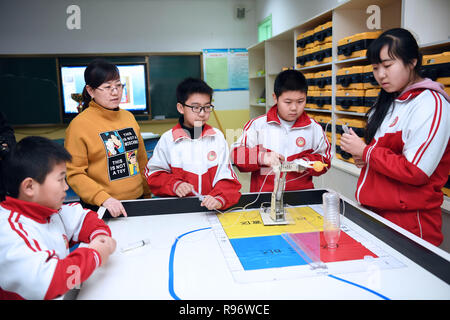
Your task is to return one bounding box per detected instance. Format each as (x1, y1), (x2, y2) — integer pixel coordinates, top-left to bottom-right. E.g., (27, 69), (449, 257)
(218, 206), (324, 239)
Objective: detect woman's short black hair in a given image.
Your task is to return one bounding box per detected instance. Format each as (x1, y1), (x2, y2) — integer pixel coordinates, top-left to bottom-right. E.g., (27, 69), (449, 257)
(176, 78), (213, 105)
(2, 136), (72, 198)
(274, 69), (308, 98)
(81, 59), (120, 109)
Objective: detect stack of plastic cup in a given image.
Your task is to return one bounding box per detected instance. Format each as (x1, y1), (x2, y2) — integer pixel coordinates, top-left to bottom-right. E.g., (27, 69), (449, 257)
(322, 191), (341, 249)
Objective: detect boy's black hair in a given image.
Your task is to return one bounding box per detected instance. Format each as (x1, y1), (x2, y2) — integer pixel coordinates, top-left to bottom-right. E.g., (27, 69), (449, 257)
(176, 77), (213, 105)
(2, 136), (72, 198)
(274, 69), (308, 98)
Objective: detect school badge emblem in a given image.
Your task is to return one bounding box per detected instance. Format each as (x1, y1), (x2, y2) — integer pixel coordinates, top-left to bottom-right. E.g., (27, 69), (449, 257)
(207, 150), (217, 161)
(296, 137), (306, 147)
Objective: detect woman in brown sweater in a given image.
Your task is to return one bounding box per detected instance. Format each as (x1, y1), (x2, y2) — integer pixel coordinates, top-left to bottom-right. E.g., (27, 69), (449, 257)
(65, 59), (150, 217)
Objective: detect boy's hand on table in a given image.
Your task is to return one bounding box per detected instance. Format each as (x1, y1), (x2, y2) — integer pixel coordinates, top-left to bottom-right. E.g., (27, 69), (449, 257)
(88, 235), (116, 266)
(175, 182), (194, 197)
(200, 195), (222, 210)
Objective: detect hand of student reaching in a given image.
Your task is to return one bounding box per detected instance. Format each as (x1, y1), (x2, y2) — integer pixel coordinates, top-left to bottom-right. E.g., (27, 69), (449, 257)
(175, 182), (194, 197)
(88, 235), (116, 266)
(102, 197), (128, 218)
(340, 128), (367, 160)
(200, 195), (222, 211)
(259, 151), (285, 167)
(353, 155), (366, 168)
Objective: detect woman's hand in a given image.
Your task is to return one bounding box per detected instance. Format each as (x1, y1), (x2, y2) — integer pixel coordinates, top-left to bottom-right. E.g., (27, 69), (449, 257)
(102, 197), (127, 217)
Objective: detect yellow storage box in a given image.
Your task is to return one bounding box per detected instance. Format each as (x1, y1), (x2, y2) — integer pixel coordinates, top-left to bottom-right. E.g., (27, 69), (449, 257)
(362, 65), (380, 89)
(336, 117), (366, 137)
(310, 69), (332, 91)
(306, 42), (332, 67)
(422, 51), (450, 85)
(313, 21), (332, 46)
(336, 66), (365, 90)
(306, 90), (332, 110)
(296, 29), (315, 49)
(336, 90), (368, 113)
(338, 31), (382, 60)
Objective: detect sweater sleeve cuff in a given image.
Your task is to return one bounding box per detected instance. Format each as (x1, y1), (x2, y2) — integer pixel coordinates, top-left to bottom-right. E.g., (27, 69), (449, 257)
(92, 191), (111, 207)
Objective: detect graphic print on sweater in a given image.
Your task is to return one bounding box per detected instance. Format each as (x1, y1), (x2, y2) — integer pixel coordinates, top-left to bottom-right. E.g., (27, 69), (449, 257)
(99, 128), (140, 181)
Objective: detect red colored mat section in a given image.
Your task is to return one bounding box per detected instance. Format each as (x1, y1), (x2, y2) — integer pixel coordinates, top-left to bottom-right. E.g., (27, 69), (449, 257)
(319, 231), (377, 262)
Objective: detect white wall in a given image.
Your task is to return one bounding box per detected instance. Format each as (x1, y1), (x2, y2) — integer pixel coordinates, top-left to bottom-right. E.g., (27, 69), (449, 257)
(0, 0), (257, 111)
(402, 0), (450, 46)
(255, 0), (344, 36)
(0, 0), (257, 54)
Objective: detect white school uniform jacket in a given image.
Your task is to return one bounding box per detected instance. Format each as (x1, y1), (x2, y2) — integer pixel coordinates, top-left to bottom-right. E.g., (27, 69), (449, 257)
(145, 123), (241, 209)
(0, 197), (110, 300)
(356, 80), (450, 246)
(231, 105), (331, 192)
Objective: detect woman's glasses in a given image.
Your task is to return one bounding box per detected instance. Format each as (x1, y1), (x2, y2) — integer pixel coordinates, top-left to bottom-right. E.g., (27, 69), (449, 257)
(96, 83), (125, 93)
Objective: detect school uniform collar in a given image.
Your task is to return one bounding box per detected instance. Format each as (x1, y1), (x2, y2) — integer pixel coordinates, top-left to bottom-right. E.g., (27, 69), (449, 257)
(395, 88), (426, 102)
(266, 105), (311, 128)
(396, 78), (450, 103)
(171, 121), (216, 142)
(88, 100), (121, 121)
(1, 196), (58, 224)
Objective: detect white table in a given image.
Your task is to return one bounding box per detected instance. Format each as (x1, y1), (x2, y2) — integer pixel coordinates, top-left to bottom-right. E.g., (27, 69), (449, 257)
(71, 189), (450, 300)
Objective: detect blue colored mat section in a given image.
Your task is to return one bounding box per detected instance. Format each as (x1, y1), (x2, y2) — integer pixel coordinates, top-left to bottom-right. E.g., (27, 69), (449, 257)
(229, 235), (309, 270)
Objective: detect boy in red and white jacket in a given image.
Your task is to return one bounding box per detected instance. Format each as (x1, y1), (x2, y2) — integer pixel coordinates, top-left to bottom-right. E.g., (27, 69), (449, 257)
(0, 137), (116, 300)
(145, 78), (241, 210)
(231, 70), (331, 192)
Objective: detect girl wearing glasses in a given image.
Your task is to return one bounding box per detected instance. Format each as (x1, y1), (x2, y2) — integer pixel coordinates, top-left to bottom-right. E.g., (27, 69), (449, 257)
(65, 59), (150, 217)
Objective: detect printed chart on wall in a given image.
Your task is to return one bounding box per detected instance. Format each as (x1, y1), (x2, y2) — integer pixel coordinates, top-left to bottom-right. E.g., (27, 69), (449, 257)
(203, 48), (249, 91)
(207, 204), (405, 283)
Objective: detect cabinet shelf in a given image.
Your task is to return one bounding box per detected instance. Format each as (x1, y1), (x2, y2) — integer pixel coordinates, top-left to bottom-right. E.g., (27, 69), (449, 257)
(305, 108), (332, 114)
(247, 0), (449, 207)
(335, 110), (368, 117)
(249, 75), (265, 80)
(250, 103), (266, 108)
(298, 62), (332, 71)
(334, 56), (368, 66)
